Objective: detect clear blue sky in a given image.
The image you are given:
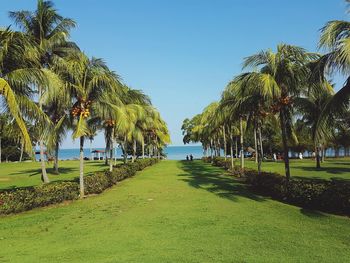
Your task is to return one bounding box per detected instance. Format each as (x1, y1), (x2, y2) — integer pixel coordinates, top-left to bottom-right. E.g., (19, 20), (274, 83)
(0, 0), (347, 148)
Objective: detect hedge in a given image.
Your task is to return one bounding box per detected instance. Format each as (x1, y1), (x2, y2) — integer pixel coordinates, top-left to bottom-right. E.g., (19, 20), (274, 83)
(203, 157), (350, 216)
(0, 158), (159, 215)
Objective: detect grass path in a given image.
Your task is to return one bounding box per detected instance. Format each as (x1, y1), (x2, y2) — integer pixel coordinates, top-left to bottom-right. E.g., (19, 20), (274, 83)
(0, 160), (349, 262)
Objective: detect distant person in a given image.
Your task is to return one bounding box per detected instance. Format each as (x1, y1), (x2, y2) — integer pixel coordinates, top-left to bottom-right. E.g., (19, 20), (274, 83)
(273, 153), (277, 162)
(190, 154), (193, 161)
(186, 155), (189, 161)
(299, 152), (303, 160)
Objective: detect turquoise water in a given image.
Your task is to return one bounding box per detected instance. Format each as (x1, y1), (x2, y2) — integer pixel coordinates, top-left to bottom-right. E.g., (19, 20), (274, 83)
(36, 145), (204, 161)
(36, 146), (346, 161)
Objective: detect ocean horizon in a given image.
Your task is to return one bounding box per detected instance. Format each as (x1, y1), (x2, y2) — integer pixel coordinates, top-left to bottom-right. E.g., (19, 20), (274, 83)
(35, 145), (204, 161)
(34, 145), (347, 161)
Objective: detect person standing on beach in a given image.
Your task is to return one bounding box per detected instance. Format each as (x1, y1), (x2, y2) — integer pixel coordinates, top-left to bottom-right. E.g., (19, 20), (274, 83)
(190, 154), (193, 161)
(186, 155), (189, 161)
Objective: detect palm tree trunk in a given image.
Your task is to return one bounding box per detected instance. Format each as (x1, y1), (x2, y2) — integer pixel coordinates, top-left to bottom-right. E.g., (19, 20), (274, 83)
(38, 86), (49, 183)
(123, 137), (127, 164)
(105, 137), (110, 165)
(321, 146), (325, 163)
(223, 126), (227, 161)
(53, 141), (59, 174)
(79, 136), (85, 198)
(218, 139), (221, 157)
(257, 120), (262, 175)
(254, 123), (258, 163)
(315, 145), (321, 169)
(39, 140), (49, 183)
(240, 116), (244, 169)
(322, 147), (326, 162)
(19, 141), (24, 162)
(230, 131), (234, 169)
(235, 137), (238, 160)
(259, 127), (264, 161)
(279, 109), (290, 180)
(109, 136), (114, 172)
(142, 140), (145, 159)
(132, 140), (136, 162)
(90, 139), (93, 161)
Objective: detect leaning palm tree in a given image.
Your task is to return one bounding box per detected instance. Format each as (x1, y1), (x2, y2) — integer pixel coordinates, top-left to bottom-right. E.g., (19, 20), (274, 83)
(9, 0), (76, 183)
(0, 29), (40, 156)
(242, 44), (317, 179)
(318, 8), (350, 133)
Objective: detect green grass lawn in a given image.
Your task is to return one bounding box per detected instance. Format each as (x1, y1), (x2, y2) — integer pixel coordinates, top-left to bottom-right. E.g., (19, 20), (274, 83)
(243, 158), (350, 181)
(0, 160), (109, 190)
(0, 160), (349, 262)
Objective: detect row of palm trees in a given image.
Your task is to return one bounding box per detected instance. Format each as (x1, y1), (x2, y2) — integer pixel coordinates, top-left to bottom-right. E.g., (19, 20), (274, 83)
(0, 0), (170, 197)
(182, 3), (350, 180)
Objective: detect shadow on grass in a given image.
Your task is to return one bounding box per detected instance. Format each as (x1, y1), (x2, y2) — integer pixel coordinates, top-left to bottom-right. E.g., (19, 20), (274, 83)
(300, 208), (327, 218)
(9, 167), (77, 177)
(297, 166), (350, 179)
(8, 161), (108, 177)
(177, 160), (266, 203)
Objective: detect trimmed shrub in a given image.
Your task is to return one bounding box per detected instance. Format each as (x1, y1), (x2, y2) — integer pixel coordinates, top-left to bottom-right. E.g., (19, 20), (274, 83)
(0, 182), (79, 214)
(204, 157), (350, 216)
(245, 171), (350, 215)
(0, 158), (159, 215)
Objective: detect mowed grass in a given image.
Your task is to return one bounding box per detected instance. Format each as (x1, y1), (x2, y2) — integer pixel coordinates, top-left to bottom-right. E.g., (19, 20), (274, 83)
(0, 160), (349, 262)
(0, 160), (108, 190)
(243, 158), (350, 181)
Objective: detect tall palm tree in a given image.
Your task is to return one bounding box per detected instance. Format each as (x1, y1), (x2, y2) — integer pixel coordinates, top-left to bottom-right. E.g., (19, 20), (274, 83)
(242, 44), (317, 179)
(59, 52), (121, 197)
(9, 0), (76, 183)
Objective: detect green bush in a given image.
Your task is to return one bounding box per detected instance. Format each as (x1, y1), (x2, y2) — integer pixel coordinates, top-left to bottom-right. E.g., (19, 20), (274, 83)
(245, 171), (350, 215)
(0, 182), (79, 214)
(0, 158), (159, 214)
(204, 157), (350, 216)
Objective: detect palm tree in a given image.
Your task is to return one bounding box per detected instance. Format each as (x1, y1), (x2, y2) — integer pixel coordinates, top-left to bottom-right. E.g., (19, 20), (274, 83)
(44, 98), (70, 174)
(317, 8), (350, 145)
(116, 87), (152, 163)
(9, 0), (76, 183)
(224, 72), (278, 173)
(221, 84), (247, 169)
(0, 29), (40, 156)
(294, 81), (335, 168)
(59, 52), (121, 197)
(242, 44), (317, 179)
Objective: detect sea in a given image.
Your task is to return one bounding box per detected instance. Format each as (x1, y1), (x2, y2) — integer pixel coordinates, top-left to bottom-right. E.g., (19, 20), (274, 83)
(35, 146), (347, 161)
(36, 145), (205, 161)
